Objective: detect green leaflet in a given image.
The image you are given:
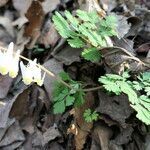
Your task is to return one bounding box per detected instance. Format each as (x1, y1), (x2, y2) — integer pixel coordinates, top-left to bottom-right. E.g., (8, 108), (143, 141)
(53, 10), (118, 62)
(67, 37), (85, 48)
(52, 72), (85, 114)
(99, 72), (150, 125)
(53, 100), (65, 114)
(83, 109), (99, 122)
(52, 12), (71, 38)
(82, 47), (101, 62)
(65, 10), (79, 30)
(66, 95), (75, 106)
(131, 103), (150, 125)
(74, 89), (85, 107)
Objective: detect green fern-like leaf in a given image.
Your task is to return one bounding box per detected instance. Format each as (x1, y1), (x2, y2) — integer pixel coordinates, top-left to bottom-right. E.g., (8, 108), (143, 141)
(82, 47), (101, 62)
(67, 37), (85, 48)
(74, 89), (85, 107)
(52, 72), (85, 114)
(78, 25), (99, 47)
(119, 81), (139, 104)
(53, 10), (118, 62)
(53, 100), (65, 114)
(52, 12), (71, 38)
(83, 109), (99, 122)
(65, 10), (79, 30)
(99, 76), (121, 95)
(145, 87), (150, 96)
(131, 104), (150, 125)
(99, 72), (150, 125)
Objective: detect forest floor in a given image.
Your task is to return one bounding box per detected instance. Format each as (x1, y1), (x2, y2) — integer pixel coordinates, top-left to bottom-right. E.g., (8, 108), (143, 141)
(0, 0), (150, 150)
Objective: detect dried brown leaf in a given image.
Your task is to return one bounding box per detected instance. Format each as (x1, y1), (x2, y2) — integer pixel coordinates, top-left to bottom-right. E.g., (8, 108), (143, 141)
(0, 84), (28, 128)
(42, 125), (61, 146)
(24, 0), (45, 49)
(12, 15), (28, 28)
(39, 22), (60, 48)
(10, 88), (30, 120)
(53, 45), (81, 65)
(0, 0), (9, 7)
(92, 124), (113, 150)
(43, 58), (63, 100)
(0, 75), (13, 99)
(101, 47), (147, 74)
(74, 92), (94, 150)
(0, 121), (25, 149)
(0, 16), (15, 37)
(97, 91), (133, 127)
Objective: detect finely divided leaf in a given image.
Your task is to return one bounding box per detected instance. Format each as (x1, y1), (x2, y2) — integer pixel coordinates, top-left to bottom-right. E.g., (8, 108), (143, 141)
(65, 10), (79, 29)
(52, 12), (71, 38)
(82, 47), (101, 62)
(131, 104), (150, 125)
(53, 100), (65, 114)
(66, 95), (75, 106)
(67, 37), (85, 48)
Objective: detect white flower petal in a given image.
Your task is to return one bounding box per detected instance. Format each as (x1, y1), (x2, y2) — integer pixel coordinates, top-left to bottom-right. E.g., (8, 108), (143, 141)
(36, 72), (46, 86)
(9, 50), (20, 78)
(7, 42), (14, 55)
(20, 61), (33, 85)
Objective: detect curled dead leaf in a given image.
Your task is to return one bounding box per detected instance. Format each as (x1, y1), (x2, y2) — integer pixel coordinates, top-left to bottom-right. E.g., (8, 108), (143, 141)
(101, 47), (147, 74)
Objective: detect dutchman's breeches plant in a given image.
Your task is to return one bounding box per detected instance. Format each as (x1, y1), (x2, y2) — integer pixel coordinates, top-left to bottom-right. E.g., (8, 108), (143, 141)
(0, 10), (150, 125)
(0, 42), (46, 86)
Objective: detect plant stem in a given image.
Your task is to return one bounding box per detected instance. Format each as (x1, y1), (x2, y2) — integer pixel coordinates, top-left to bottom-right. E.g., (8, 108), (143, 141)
(0, 46), (104, 92)
(83, 86), (103, 92)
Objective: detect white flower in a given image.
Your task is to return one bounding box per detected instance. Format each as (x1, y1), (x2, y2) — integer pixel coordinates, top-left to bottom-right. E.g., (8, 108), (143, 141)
(9, 49), (20, 78)
(0, 42), (19, 76)
(20, 59), (45, 86)
(29, 59), (46, 86)
(0, 50), (8, 75)
(20, 61), (33, 85)
(0, 42), (20, 77)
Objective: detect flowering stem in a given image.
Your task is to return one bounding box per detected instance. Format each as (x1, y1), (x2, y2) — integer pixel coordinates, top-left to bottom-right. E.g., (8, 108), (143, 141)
(19, 55), (103, 92)
(19, 55), (72, 89)
(0, 46), (83, 91)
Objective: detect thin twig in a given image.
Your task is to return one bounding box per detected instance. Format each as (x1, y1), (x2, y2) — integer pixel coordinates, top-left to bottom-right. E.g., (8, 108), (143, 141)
(0, 46), (102, 92)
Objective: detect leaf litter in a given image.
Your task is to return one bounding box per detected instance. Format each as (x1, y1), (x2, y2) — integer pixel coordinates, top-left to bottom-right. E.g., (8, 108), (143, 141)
(0, 0), (149, 149)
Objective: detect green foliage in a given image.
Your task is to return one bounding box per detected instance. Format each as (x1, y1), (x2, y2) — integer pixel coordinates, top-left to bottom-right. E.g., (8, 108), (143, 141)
(52, 9), (150, 125)
(82, 47), (101, 62)
(83, 109), (99, 122)
(67, 38), (85, 48)
(32, 45), (48, 54)
(99, 72), (150, 125)
(52, 72), (85, 114)
(53, 10), (118, 62)
(99, 72), (130, 95)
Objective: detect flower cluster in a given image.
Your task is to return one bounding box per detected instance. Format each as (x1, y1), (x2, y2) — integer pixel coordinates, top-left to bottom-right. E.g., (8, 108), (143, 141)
(0, 42), (45, 86)
(20, 59), (45, 86)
